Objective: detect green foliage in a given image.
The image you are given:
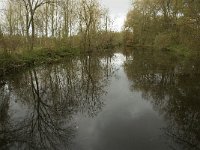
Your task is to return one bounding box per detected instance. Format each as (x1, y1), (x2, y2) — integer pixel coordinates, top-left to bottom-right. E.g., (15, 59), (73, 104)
(154, 32), (178, 50)
(168, 45), (190, 57)
(124, 0), (200, 53)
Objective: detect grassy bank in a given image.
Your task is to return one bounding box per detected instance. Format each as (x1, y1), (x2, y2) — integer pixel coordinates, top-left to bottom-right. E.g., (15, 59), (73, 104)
(167, 45), (191, 57)
(0, 48), (81, 77)
(161, 44), (200, 59)
(125, 43), (200, 61)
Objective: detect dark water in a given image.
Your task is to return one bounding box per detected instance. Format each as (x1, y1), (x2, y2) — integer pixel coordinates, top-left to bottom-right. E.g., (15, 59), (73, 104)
(0, 50), (200, 150)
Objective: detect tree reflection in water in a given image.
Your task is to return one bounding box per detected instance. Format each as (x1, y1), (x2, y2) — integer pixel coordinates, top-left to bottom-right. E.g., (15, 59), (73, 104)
(124, 49), (200, 150)
(0, 53), (116, 150)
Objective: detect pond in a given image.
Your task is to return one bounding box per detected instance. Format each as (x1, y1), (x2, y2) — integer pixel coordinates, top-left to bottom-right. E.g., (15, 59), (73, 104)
(0, 49), (200, 150)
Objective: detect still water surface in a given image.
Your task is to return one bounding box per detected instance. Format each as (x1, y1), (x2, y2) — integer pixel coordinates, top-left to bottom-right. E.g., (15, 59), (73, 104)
(0, 50), (200, 150)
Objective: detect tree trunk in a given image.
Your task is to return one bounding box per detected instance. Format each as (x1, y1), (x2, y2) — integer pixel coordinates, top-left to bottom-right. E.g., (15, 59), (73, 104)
(31, 13), (35, 51)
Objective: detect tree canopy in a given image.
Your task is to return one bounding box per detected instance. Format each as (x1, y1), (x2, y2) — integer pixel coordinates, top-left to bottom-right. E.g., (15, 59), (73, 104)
(124, 0), (200, 50)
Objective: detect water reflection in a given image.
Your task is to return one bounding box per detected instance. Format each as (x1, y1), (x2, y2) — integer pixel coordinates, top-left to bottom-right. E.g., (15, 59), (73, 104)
(1, 50), (200, 150)
(124, 49), (200, 150)
(0, 54), (116, 150)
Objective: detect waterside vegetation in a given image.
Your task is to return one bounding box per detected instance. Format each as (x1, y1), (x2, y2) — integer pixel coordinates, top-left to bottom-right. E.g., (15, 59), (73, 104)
(0, 0), (122, 76)
(0, 0), (199, 77)
(124, 0), (200, 54)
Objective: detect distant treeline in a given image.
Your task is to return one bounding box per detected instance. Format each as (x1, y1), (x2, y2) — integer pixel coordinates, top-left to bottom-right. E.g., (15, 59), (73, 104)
(124, 0), (200, 51)
(0, 0), (122, 54)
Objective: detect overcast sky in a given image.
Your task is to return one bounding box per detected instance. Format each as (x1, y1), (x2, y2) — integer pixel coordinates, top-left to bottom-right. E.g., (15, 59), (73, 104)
(100, 0), (131, 31)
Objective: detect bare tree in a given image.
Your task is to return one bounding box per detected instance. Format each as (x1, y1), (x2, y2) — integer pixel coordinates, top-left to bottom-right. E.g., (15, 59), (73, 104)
(19, 0), (54, 50)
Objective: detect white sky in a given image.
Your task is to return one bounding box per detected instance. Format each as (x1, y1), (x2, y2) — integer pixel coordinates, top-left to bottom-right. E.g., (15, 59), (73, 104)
(100, 0), (131, 31)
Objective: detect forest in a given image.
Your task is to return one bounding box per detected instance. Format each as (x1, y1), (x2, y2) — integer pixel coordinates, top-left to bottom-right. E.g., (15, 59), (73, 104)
(0, 0), (122, 76)
(0, 0), (120, 51)
(124, 0), (200, 52)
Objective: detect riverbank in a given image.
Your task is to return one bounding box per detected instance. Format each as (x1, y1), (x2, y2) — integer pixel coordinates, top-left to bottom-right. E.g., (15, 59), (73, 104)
(0, 48), (81, 77)
(0, 47), (117, 78)
(0, 44), (197, 78)
(127, 43), (198, 58)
